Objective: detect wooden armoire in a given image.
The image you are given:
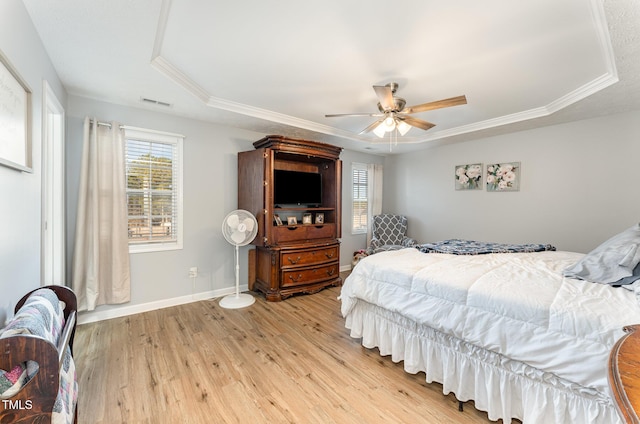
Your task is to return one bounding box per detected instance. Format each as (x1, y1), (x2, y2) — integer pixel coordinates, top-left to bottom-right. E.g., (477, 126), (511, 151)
(238, 135), (343, 301)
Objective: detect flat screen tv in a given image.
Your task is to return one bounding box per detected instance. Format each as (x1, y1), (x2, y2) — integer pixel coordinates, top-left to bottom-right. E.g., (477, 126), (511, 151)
(274, 170), (322, 206)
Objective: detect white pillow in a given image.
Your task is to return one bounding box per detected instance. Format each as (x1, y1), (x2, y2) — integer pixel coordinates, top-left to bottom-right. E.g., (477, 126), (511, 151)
(564, 223), (640, 285)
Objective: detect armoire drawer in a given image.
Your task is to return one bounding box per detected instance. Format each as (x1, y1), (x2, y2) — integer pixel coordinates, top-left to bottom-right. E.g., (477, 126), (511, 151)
(272, 223), (336, 243)
(305, 224), (335, 240)
(281, 263), (339, 288)
(281, 245), (338, 268)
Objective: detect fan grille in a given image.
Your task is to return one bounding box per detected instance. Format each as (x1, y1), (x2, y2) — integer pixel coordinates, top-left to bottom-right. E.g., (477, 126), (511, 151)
(222, 209), (258, 246)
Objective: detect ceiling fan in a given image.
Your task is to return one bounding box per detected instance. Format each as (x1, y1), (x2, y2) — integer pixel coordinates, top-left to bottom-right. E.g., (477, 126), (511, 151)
(325, 82), (467, 138)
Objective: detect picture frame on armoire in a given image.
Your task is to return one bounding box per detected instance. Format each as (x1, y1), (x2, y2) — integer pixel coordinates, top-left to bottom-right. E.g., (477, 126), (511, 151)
(0, 49), (32, 173)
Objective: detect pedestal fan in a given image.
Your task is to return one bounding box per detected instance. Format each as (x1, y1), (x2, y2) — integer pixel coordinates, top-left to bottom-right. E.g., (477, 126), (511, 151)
(220, 209), (258, 309)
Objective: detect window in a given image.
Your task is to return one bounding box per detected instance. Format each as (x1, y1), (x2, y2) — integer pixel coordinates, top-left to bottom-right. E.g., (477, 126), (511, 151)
(352, 163), (368, 234)
(125, 128), (183, 253)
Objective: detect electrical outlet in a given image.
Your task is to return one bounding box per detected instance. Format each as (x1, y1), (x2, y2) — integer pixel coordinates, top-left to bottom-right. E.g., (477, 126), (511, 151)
(189, 267), (198, 278)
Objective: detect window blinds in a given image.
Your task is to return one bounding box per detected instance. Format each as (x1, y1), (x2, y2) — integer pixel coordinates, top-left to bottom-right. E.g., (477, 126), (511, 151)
(125, 138), (178, 244)
(352, 164), (368, 234)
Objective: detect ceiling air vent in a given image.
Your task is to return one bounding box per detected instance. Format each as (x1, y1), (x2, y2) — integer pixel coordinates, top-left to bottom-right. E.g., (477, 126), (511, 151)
(140, 97), (172, 108)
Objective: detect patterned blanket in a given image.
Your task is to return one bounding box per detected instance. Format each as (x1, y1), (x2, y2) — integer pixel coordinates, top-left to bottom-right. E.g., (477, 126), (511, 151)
(0, 288), (77, 424)
(416, 239), (556, 255)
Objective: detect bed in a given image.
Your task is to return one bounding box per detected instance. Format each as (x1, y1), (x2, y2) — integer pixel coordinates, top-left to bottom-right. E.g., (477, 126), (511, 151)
(340, 226), (640, 423)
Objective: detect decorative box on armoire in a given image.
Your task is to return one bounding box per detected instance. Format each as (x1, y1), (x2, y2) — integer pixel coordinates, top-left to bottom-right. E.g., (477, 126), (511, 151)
(238, 135), (343, 301)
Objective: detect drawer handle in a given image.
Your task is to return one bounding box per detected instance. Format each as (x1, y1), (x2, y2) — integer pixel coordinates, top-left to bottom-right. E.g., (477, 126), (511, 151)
(324, 251), (334, 259)
(288, 256), (301, 265)
(327, 268), (335, 276)
(289, 274), (303, 282)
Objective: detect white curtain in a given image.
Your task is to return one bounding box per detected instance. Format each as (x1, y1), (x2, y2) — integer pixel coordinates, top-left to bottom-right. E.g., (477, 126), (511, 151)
(366, 163), (383, 245)
(71, 117), (131, 311)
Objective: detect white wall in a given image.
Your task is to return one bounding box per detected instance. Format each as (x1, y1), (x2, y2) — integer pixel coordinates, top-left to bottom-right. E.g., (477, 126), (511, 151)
(66, 96), (266, 319)
(384, 110), (640, 253)
(64, 97), (640, 322)
(66, 95), (381, 319)
(0, 1), (67, 324)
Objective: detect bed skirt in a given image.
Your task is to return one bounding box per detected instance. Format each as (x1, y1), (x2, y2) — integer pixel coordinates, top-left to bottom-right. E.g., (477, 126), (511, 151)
(344, 299), (622, 424)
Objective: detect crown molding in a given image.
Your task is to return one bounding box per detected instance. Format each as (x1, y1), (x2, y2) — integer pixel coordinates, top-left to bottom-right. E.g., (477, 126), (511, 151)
(205, 96), (362, 141)
(150, 53), (367, 142)
(150, 55), (209, 103)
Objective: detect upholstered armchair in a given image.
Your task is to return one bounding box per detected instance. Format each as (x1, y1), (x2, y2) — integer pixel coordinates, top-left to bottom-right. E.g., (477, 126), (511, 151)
(367, 214), (417, 254)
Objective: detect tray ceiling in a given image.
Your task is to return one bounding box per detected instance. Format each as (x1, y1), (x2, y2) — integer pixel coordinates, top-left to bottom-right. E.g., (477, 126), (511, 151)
(22, 0), (640, 154)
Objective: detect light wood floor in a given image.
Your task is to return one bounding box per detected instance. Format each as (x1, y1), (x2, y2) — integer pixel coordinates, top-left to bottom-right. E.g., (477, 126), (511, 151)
(75, 281), (499, 423)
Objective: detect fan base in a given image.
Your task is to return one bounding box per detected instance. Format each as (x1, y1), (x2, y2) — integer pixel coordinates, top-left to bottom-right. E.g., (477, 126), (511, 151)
(219, 293), (256, 309)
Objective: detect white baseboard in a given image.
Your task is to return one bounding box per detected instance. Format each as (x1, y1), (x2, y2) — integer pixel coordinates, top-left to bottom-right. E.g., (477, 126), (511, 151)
(77, 285), (246, 325)
(340, 264), (352, 272)
(78, 264), (353, 325)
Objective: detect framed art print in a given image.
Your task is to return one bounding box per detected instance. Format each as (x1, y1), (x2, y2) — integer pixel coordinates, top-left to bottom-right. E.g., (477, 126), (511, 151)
(455, 163), (483, 190)
(486, 162), (520, 192)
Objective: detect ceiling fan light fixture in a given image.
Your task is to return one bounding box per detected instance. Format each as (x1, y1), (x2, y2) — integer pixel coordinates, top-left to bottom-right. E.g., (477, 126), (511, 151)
(383, 115), (396, 131)
(373, 123), (387, 138)
(396, 120), (411, 136)
(325, 82), (466, 140)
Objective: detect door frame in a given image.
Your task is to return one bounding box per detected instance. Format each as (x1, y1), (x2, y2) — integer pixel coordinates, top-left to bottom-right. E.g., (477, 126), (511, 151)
(41, 81), (66, 285)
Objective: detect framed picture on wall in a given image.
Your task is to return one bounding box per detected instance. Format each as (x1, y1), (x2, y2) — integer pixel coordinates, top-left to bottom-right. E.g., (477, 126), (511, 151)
(455, 163), (483, 190)
(0, 49), (32, 172)
(486, 162), (521, 192)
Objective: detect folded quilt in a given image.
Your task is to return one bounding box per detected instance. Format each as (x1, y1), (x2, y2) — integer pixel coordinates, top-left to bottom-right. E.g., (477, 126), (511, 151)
(417, 239), (556, 255)
(0, 288), (77, 423)
(0, 288), (66, 344)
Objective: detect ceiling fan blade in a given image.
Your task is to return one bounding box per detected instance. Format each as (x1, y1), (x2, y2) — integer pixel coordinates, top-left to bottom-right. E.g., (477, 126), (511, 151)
(402, 95), (467, 114)
(373, 85), (395, 111)
(359, 119), (383, 134)
(325, 113), (383, 118)
(399, 115), (436, 131)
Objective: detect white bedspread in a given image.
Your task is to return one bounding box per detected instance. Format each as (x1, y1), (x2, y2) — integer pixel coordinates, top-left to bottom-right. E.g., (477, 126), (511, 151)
(340, 248), (640, 394)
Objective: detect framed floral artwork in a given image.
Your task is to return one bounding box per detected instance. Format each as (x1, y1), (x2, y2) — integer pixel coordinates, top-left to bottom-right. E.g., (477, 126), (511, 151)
(455, 163), (483, 190)
(486, 162), (520, 192)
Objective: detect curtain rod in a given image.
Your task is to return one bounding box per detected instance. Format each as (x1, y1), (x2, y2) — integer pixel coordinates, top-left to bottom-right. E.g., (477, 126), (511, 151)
(88, 118), (186, 138)
(89, 119), (124, 129)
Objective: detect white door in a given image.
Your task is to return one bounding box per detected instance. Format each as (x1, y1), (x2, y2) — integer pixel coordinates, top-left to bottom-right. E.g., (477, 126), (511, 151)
(42, 81), (65, 285)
